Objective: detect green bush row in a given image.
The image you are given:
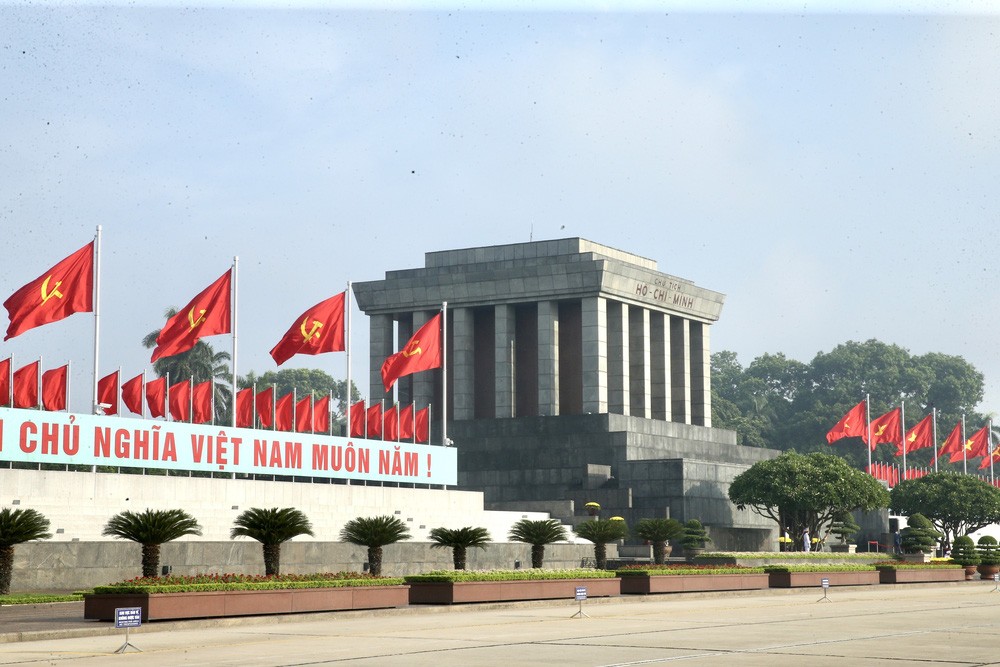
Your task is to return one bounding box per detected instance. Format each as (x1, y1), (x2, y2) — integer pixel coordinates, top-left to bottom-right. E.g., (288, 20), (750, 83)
(763, 564), (876, 573)
(616, 567), (765, 576)
(0, 593), (85, 605)
(403, 569), (616, 583)
(93, 578), (405, 594)
(874, 563), (962, 571)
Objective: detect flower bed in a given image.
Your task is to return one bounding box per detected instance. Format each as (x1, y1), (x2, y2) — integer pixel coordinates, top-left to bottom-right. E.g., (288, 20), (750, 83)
(404, 569), (619, 605)
(874, 562), (965, 584)
(765, 564), (879, 588)
(84, 572), (408, 621)
(616, 564), (769, 595)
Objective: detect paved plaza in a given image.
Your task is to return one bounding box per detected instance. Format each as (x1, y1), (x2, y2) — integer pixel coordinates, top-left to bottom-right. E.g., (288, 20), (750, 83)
(2, 582), (1000, 665)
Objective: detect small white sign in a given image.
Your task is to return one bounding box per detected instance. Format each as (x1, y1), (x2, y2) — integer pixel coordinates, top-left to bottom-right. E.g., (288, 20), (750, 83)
(575, 586), (588, 601)
(114, 607), (142, 629)
(821, 578), (830, 589)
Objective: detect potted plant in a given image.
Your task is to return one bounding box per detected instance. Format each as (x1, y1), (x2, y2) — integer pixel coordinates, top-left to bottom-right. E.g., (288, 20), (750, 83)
(976, 535), (1000, 580)
(950, 535), (981, 580)
(584, 502), (601, 517)
(900, 514), (940, 562)
(634, 518), (683, 565)
(829, 510), (859, 553)
(681, 519), (711, 560)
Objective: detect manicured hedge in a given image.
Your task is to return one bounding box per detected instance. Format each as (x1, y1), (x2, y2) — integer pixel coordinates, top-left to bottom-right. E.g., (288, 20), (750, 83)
(616, 564), (765, 576)
(404, 569), (616, 583)
(0, 593), (84, 605)
(93, 572), (404, 594)
(873, 562), (963, 571)
(700, 552), (877, 560)
(763, 564), (876, 573)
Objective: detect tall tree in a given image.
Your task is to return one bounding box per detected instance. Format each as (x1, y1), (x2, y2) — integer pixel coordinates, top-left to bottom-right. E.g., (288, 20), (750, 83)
(143, 307), (232, 423)
(890, 473), (1000, 550)
(0, 508), (51, 595)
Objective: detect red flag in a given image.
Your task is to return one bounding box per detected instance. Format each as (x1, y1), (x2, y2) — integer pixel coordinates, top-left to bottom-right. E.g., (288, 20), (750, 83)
(869, 407), (902, 450)
(937, 422), (962, 462)
(966, 426), (991, 459)
(366, 403), (383, 439)
(314, 395), (330, 434)
(415, 406), (429, 444)
(97, 371), (119, 416)
(0, 357), (11, 407)
(295, 395), (313, 432)
(192, 381), (213, 424)
(145, 376), (167, 418)
(42, 365), (67, 411)
(349, 399), (365, 437)
(383, 404), (399, 442)
(275, 393), (294, 431)
(12, 361), (39, 409)
(979, 444), (1000, 470)
(399, 403), (415, 441)
(169, 379), (192, 422)
(898, 413), (933, 456)
(256, 387), (275, 429)
(151, 270), (231, 362)
(381, 313), (442, 392)
(826, 400), (867, 444)
(4, 241), (94, 341)
(269, 292), (346, 366)
(235, 387), (254, 428)
(122, 373), (144, 416)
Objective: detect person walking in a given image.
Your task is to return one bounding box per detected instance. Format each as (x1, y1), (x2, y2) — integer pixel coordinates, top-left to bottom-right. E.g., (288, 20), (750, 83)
(802, 527), (811, 552)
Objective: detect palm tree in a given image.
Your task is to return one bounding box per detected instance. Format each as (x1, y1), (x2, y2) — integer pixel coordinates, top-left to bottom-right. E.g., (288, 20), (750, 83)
(231, 507), (314, 576)
(429, 526), (491, 570)
(574, 518), (629, 570)
(634, 518), (683, 565)
(102, 509), (202, 578)
(143, 308), (233, 423)
(508, 519), (568, 569)
(0, 508), (52, 595)
(340, 516), (411, 576)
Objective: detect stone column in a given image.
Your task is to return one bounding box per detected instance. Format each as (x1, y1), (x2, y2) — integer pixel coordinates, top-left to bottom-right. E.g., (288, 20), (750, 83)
(451, 307), (475, 420)
(495, 304), (515, 418)
(649, 311), (671, 421)
(411, 311), (435, 409)
(581, 296), (607, 414)
(607, 300), (630, 415)
(369, 313), (395, 405)
(690, 321), (712, 427)
(396, 317), (414, 406)
(628, 305), (651, 418)
(670, 315), (691, 424)
(537, 301), (559, 416)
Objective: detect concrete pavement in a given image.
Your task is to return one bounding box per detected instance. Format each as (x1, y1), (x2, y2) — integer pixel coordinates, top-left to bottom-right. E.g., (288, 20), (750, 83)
(2, 582), (999, 665)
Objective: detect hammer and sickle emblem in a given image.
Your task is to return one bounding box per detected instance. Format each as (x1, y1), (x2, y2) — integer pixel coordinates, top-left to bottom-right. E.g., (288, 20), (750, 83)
(40, 275), (64, 304)
(188, 308), (207, 329)
(874, 425), (887, 437)
(401, 339), (422, 358)
(300, 318), (323, 343)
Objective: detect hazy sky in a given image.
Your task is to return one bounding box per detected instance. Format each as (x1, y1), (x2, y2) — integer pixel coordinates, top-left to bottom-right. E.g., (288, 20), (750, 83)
(3, 2), (999, 416)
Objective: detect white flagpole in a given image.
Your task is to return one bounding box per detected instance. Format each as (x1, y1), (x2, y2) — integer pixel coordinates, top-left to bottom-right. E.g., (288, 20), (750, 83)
(252, 382), (257, 428)
(166, 372), (171, 422)
(116, 367), (122, 416)
(865, 394), (872, 470)
(932, 407), (938, 473)
(442, 301), (448, 447)
(189, 375), (194, 424)
(901, 401), (907, 478)
(66, 360), (71, 413)
(7, 354), (12, 407)
(271, 383), (276, 431)
(211, 378), (216, 426)
(990, 419), (995, 484)
(962, 414), (967, 475)
(231, 256), (238, 427)
(346, 282), (351, 439)
(141, 370), (146, 419)
(92, 225), (102, 414)
(37, 356), (42, 410)
(412, 400), (417, 443)
(293, 387), (297, 433)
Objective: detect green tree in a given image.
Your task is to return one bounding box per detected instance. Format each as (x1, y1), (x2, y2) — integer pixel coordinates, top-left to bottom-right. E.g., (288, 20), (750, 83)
(230, 507), (314, 576)
(829, 510), (860, 545)
(890, 473), (1000, 550)
(428, 526), (491, 570)
(143, 307), (232, 424)
(0, 508), (52, 595)
(339, 516), (411, 576)
(729, 451), (890, 548)
(680, 519), (712, 552)
(102, 509), (202, 578)
(574, 519), (628, 569)
(900, 513), (940, 554)
(951, 535), (980, 567)
(634, 518), (683, 565)
(508, 519), (568, 569)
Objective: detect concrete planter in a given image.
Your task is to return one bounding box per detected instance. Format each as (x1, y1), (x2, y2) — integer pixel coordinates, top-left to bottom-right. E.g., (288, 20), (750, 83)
(877, 568), (965, 584)
(84, 585), (410, 621)
(407, 578), (620, 604)
(618, 573), (769, 595)
(767, 570), (880, 588)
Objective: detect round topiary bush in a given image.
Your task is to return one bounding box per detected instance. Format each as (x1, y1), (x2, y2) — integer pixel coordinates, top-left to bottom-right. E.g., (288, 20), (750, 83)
(901, 513), (940, 554)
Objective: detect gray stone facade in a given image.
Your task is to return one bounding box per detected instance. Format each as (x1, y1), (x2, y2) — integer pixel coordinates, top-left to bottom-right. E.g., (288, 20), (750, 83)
(353, 238), (780, 548)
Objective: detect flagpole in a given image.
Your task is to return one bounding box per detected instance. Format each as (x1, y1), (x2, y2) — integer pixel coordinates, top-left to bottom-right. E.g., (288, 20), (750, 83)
(865, 394), (872, 470)
(932, 407), (938, 473)
(901, 401), (907, 479)
(990, 419), (995, 484)
(293, 387), (297, 433)
(231, 256), (238, 427)
(189, 376), (194, 424)
(116, 367), (121, 416)
(442, 301), (448, 448)
(92, 225), (102, 415)
(66, 360), (71, 413)
(346, 282), (351, 439)
(272, 383), (276, 431)
(37, 356), (42, 410)
(166, 372), (171, 422)
(962, 414), (967, 475)
(412, 400), (417, 443)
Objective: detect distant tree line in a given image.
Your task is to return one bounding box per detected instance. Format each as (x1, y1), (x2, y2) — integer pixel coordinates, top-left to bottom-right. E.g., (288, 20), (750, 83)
(712, 339), (987, 469)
